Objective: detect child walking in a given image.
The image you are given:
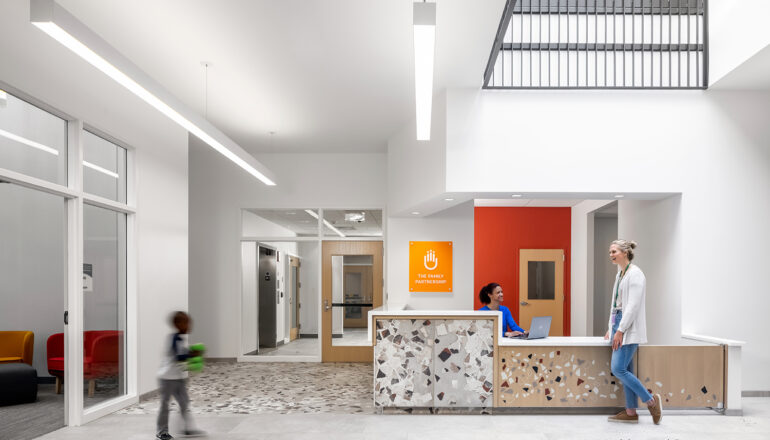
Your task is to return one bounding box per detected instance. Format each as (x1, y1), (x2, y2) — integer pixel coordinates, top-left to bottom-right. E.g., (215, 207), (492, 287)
(156, 311), (206, 439)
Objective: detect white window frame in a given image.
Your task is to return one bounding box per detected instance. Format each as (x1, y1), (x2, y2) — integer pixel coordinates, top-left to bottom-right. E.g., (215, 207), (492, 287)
(0, 84), (138, 426)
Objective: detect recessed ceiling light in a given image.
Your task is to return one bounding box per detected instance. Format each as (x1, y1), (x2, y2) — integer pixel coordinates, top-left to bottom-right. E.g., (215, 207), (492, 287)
(614, 194), (625, 198)
(444, 198), (454, 202)
(411, 211), (421, 215)
(511, 194), (522, 198)
(286, 211), (296, 215)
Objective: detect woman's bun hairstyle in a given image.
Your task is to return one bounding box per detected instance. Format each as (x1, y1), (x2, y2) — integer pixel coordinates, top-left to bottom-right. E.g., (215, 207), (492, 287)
(478, 282), (500, 304)
(611, 239), (638, 261)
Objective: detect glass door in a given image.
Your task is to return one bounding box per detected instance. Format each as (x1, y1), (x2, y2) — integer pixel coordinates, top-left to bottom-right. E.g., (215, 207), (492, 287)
(0, 182), (67, 439)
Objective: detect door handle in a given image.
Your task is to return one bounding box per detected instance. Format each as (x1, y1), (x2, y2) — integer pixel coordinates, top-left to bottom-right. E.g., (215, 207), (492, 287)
(324, 299), (331, 312)
(520, 301), (529, 306)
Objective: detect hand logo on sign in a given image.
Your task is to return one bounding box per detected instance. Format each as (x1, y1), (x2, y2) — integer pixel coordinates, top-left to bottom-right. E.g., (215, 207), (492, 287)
(423, 249), (438, 270)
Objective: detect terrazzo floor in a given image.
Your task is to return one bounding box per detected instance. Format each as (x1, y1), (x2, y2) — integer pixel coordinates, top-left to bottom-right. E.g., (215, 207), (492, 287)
(118, 361), (372, 415)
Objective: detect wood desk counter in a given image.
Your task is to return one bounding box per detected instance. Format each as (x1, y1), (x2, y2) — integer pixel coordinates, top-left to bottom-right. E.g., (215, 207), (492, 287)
(371, 311), (729, 412)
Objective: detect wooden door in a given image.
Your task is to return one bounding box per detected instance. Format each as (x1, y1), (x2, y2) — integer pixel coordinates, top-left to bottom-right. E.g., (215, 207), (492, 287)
(518, 249), (564, 336)
(322, 241), (382, 362)
(289, 256), (300, 341)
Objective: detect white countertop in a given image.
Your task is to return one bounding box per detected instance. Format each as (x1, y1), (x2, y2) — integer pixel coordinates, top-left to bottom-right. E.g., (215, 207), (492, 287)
(498, 336), (610, 347)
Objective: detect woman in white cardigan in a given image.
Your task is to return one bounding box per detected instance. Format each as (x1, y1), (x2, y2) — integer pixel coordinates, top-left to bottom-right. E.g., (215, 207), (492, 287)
(604, 240), (662, 424)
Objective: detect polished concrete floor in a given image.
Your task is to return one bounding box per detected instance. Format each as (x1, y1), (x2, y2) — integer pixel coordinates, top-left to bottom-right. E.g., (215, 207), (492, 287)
(253, 338), (319, 357)
(36, 398), (770, 440)
(334, 328), (369, 346)
(30, 361), (770, 439)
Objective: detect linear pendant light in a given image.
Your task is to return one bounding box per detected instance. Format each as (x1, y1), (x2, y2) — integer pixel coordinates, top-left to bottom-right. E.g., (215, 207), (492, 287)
(30, 0), (276, 186)
(413, 1), (436, 141)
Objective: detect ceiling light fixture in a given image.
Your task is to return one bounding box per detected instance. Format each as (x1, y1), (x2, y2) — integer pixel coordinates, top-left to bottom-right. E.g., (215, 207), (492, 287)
(344, 212), (365, 223)
(614, 194), (625, 198)
(413, 1), (436, 141)
(511, 194), (522, 198)
(30, 0), (276, 186)
(0, 128), (59, 155)
(304, 209), (346, 237)
(411, 211), (421, 215)
(444, 198), (454, 201)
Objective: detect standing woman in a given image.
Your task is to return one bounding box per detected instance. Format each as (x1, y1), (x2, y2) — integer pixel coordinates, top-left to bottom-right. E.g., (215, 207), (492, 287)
(605, 240), (662, 424)
(478, 282), (526, 338)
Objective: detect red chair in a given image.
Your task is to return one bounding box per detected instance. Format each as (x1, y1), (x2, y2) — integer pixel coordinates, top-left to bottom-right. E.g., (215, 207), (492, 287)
(47, 333), (65, 394)
(47, 331), (122, 396)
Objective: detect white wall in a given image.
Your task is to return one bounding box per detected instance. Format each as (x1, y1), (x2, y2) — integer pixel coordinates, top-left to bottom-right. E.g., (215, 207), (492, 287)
(1, 0), (189, 394)
(386, 201), (474, 310)
(593, 216), (618, 336)
(709, 0), (770, 86)
(189, 141), (386, 357)
(440, 88), (770, 390)
(619, 197), (683, 345)
(240, 242), (257, 354)
(297, 241), (320, 335)
(570, 200), (614, 336)
(387, 91), (447, 215)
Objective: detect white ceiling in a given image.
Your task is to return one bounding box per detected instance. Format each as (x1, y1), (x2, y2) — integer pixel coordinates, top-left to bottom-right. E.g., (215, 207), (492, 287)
(711, 44), (770, 90)
(59, 0), (506, 154)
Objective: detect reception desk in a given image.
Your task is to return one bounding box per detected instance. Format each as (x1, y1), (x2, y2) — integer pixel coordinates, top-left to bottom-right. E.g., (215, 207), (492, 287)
(370, 309), (743, 414)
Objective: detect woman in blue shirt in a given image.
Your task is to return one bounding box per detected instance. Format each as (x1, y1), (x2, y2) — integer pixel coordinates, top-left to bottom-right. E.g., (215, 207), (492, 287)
(478, 282), (527, 337)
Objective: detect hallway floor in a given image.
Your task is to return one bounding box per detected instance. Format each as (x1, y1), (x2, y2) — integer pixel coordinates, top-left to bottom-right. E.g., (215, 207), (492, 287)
(34, 362), (770, 439)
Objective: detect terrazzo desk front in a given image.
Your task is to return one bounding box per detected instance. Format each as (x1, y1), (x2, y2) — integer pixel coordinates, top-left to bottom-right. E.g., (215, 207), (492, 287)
(370, 310), (740, 414)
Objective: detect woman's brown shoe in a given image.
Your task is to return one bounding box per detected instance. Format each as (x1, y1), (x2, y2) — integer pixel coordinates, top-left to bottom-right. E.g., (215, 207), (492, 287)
(650, 394), (663, 425)
(608, 410), (639, 423)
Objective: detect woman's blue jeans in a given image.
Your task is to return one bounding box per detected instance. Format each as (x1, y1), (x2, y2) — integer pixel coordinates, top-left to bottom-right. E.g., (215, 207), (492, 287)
(611, 311), (653, 409)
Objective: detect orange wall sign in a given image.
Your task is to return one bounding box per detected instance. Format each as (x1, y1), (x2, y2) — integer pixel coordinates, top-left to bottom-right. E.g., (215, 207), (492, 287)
(409, 241), (453, 292)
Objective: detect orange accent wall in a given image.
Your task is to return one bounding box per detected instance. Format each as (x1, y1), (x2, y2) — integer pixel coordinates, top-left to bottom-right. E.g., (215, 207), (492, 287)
(474, 207), (572, 335)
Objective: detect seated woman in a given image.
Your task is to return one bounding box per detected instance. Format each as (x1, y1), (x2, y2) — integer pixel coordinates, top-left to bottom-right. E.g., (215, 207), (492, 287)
(478, 282), (527, 337)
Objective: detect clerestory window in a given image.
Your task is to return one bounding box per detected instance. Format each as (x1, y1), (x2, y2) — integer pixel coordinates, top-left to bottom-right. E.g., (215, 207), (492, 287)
(483, 0), (707, 89)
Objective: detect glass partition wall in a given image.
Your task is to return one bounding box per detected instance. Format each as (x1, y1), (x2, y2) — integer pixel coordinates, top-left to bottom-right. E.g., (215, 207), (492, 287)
(0, 87), (135, 428)
(240, 208), (383, 362)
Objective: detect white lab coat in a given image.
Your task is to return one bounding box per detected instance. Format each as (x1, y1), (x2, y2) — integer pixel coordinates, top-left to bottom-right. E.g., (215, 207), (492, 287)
(607, 264), (648, 345)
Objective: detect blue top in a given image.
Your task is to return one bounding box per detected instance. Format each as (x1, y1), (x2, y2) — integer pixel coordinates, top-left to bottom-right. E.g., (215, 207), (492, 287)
(479, 305), (525, 335)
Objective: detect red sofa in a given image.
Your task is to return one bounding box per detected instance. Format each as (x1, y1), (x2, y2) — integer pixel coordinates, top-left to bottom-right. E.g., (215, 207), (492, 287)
(47, 331), (122, 396)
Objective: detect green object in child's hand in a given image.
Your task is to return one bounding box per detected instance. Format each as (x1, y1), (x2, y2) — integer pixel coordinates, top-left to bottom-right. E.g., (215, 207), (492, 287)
(187, 343), (206, 372)
(188, 356), (204, 372)
(189, 343), (206, 352)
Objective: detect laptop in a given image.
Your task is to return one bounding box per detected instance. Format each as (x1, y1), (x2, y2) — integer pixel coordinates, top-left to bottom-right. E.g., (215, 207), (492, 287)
(511, 316), (552, 340)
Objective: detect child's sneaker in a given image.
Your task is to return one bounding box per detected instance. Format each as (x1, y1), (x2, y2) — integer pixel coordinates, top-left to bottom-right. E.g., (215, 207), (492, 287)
(156, 433), (173, 440)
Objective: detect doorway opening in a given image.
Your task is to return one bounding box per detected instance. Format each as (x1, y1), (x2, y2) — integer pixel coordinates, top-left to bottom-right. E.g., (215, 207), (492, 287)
(591, 202), (618, 336)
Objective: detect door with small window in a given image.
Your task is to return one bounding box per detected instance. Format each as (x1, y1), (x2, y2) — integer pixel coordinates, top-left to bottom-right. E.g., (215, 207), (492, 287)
(518, 249), (564, 336)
